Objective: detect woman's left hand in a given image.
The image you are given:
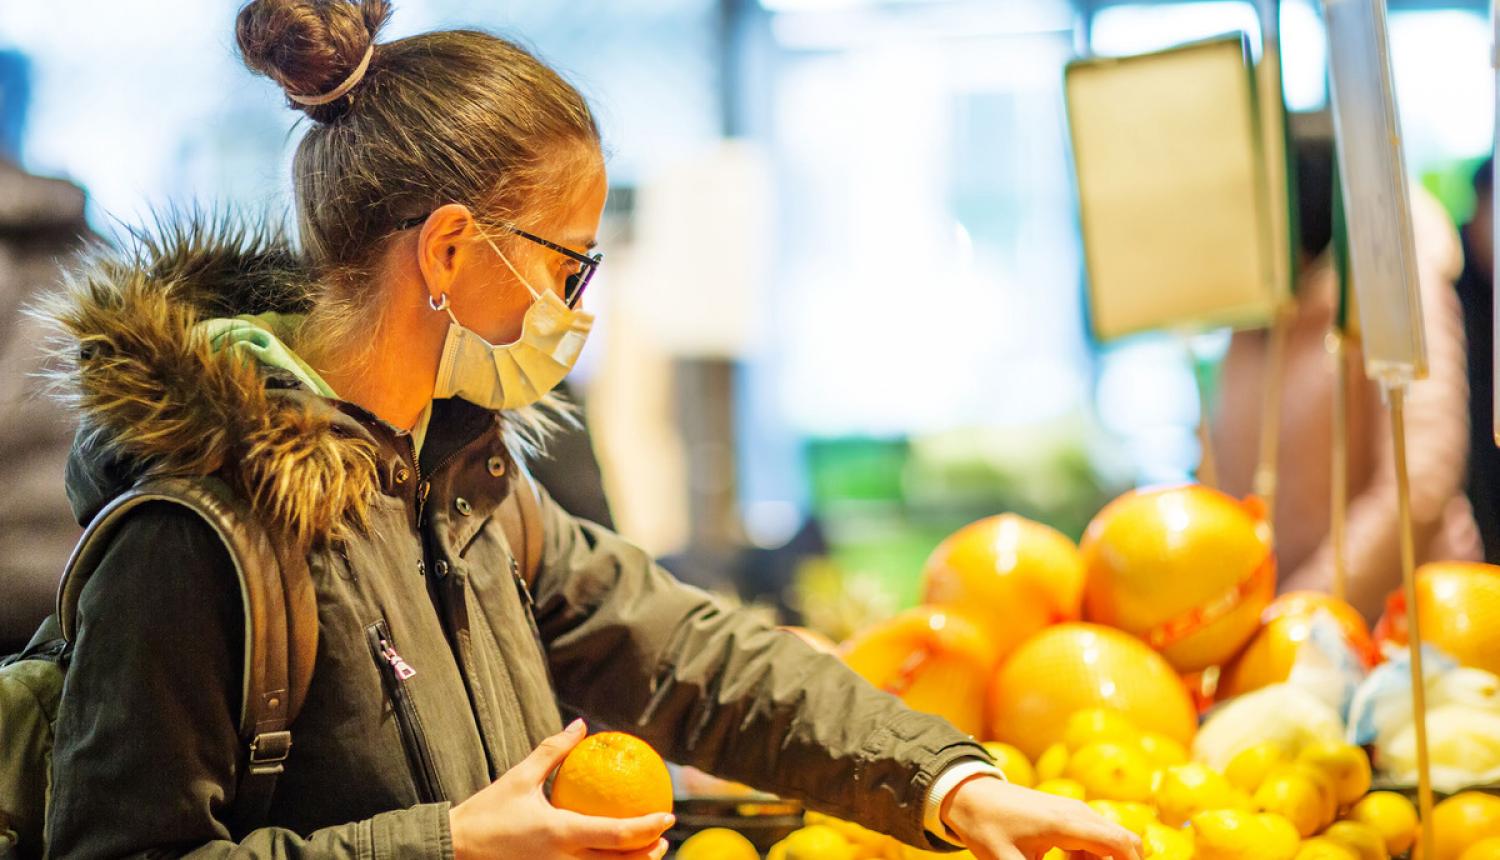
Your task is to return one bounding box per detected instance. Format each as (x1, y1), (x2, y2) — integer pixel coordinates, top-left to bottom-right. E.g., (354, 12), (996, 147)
(940, 776), (1144, 860)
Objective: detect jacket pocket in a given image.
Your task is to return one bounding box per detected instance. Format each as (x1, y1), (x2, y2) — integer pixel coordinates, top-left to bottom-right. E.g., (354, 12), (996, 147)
(366, 618), (445, 803)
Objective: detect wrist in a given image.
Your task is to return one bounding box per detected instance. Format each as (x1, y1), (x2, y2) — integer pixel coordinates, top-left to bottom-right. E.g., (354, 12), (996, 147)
(448, 805), (470, 860)
(924, 759), (1006, 846)
(939, 772), (999, 842)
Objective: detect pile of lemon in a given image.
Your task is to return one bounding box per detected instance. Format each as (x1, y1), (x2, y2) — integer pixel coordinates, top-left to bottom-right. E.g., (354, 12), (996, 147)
(992, 707), (1412, 859)
(675, 706), (1500, 859)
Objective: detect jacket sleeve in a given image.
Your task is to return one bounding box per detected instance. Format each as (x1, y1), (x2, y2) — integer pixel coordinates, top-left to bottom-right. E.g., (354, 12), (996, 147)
(527, 488), (988, 850)
(46, 505), (452, 860)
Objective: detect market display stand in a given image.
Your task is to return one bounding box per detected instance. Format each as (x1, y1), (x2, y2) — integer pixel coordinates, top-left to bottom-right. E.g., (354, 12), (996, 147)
(1323, 0), (1437, 852)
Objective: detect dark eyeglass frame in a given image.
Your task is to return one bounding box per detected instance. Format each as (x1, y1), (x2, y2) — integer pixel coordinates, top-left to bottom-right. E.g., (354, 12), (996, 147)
(396, 213), (602, 309)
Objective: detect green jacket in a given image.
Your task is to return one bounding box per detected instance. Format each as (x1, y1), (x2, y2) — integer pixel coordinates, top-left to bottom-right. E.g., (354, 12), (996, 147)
(35, 221), (986, 858)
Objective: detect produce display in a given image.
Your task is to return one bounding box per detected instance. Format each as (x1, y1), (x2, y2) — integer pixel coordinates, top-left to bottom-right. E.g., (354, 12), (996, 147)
(643, 484), (1500, 857)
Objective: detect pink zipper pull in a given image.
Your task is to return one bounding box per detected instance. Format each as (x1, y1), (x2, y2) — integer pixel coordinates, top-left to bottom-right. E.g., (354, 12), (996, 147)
(381, 640), (417, 680)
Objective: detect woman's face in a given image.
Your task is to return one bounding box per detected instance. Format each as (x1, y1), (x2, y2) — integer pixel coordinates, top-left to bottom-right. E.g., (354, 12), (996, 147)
(434, 159), (608, 346)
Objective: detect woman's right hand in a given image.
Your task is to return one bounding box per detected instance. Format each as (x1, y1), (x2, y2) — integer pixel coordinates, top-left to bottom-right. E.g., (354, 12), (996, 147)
(449, 719), (675, 860)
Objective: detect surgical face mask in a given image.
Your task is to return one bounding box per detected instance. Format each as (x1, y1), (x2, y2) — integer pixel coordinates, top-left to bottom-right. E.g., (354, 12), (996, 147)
(430, 232), (595, 411)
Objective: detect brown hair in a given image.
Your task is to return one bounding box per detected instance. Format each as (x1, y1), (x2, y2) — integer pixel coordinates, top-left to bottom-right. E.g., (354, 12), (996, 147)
(235, 0), (600, 358)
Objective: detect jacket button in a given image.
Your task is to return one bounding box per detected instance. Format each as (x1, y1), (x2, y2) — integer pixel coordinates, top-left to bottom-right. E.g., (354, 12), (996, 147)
(394, 467), (410, 485)
(433, 560), (449, 578)
(487, 456), (505, 477)
(455, 497), (473, 516)
(416, 559), (426, 577)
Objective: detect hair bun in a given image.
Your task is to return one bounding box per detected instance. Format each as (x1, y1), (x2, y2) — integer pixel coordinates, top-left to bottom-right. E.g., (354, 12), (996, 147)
(236, 0), (391, 122)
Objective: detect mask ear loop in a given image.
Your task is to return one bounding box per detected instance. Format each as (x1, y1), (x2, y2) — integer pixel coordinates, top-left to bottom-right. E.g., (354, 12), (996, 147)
(429, 291), (463, 326)
(478, 229), (546, 301)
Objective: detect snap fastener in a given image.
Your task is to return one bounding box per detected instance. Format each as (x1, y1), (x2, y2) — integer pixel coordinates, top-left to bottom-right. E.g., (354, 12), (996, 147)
(487, 456), (505, 477)
(455, 497), (473, 516)
(433, 560), (449, 578)
(394, 467), (410, 485)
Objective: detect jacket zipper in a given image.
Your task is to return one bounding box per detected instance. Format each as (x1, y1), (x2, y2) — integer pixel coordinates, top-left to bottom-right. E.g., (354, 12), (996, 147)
(511, 557), (552, 675)
(366, 619), (444, 803)
(410, 433), (487, 528)
(406, 436), (429, 526)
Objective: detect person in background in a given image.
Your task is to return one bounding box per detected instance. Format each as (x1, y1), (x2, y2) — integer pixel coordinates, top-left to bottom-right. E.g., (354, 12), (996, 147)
(1214, 136), (1481, 622)
(1453, 158), (1500, 563)
(0, 49), (92, 653)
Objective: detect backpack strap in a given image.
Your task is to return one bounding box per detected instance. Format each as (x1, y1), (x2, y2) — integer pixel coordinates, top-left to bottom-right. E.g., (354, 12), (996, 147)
(498, 470), (545, 587)
(56, 477), (317, 834)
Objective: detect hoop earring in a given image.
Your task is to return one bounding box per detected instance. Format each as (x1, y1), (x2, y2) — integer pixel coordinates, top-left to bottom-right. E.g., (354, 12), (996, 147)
(429, 292), (450, 312)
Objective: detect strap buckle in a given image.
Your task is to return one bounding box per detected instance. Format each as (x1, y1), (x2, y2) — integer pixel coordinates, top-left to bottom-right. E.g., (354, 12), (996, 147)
(248, 730), (293, 774)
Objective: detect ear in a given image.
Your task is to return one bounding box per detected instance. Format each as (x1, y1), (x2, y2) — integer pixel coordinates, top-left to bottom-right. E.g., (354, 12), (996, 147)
(414, 203), (478, 305)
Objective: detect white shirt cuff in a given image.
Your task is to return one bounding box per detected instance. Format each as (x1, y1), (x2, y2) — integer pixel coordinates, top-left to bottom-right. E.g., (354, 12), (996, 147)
(922, 758), (1008, 847)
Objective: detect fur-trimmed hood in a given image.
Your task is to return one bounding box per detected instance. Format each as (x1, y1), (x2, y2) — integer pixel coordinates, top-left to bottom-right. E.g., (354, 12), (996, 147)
(31, 216), (561, 545)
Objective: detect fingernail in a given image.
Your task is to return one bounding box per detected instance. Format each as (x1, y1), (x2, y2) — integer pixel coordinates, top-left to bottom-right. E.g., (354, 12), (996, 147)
(660, 814), (676, 828)
(567, 718), (585, 734)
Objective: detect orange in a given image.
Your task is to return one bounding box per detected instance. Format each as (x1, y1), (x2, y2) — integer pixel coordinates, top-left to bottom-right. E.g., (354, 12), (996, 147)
(1222, 592), (1377, 699)
(1405, 563), (1500, 676)
(841, 607), (996, 738)
(922, 514), (1086, 663)
(1080, 485), (1275, 672)
(550, 732), (673, 818)
(1462, 838), (1500, 860)
(1427, 792), (1500, 860)
(986, 623), (1197, 760)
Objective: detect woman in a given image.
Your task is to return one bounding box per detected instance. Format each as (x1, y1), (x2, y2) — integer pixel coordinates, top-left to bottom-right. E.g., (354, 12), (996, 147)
(40, 2), (1139, 858)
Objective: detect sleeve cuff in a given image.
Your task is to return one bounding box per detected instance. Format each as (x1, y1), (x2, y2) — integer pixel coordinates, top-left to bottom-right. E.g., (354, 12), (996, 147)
(922, 758), (1007, 847)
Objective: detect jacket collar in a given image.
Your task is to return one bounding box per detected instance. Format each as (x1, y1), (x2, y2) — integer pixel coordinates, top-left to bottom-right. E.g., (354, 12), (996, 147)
(33, 215), (565, 544)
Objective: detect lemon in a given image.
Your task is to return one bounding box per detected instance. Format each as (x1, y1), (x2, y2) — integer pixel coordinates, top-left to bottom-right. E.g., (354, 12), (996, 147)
(1346, 791), (1417, 856)
(1253, 767), (1328, 837)
(1154, 762), (1242, 827)
(804, 812), (886, 849)
(1066, 742), (1155, 802)
(982, 742), (1036, 788)
(1297, 743), (1372, 807)
(678, 828), (760, 860)
(1087, 800), (1157, 837)
(1294, 837), (1360, 860)
(1064, 708), (1143, 750)
(1224, 741), (1286, 795)
(1190, 809), (1264, 860)
(1036, 743), (1070, 782)
(1138, 732), (1190, 767)
(1035, 778), (1087, 801)
(777, 825), (855, 860)
(1144, 821), (1194, 860)
(1322, 820), (1386, 860)
(1260, 762), (1336, 829)
(1256, 813), (1303, 860)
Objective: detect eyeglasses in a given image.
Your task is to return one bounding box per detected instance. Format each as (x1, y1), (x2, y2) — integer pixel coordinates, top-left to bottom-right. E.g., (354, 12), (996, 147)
(396, 214), (603, 309)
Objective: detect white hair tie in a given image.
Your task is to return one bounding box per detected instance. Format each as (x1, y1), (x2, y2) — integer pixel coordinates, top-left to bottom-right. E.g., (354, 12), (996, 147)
(288, 44), (374, 106)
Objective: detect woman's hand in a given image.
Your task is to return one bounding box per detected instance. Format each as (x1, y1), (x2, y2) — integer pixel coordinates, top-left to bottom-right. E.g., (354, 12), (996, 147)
(449, 720), (674, 860)
(941, 776), (1143, 860)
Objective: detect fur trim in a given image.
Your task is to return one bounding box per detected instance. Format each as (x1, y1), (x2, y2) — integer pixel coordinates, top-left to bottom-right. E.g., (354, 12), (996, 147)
(28, 212), (568, 544)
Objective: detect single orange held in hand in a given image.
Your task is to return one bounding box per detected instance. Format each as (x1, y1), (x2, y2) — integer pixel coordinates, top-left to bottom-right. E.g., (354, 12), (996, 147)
(551, 731), (674, 818)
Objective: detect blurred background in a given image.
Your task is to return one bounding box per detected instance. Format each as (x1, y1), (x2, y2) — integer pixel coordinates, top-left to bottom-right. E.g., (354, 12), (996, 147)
(0, 0), (1493, 646)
